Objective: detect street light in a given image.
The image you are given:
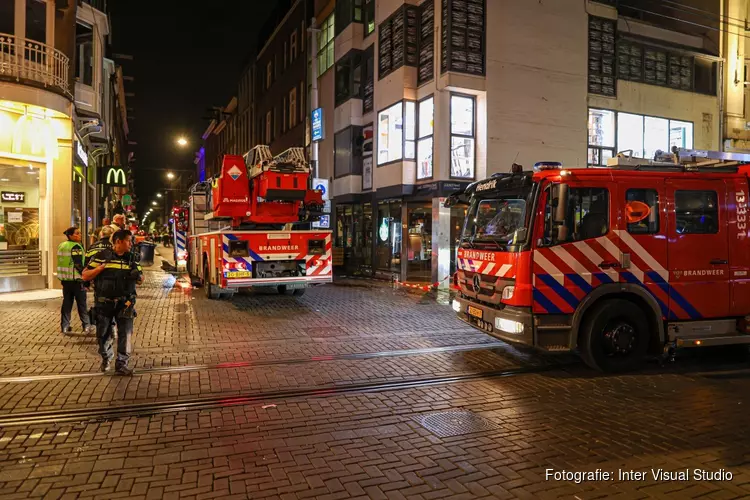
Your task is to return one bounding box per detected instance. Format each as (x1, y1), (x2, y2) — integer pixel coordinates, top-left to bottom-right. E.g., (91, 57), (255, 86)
(176, 137), (188, 147)
(152, 201), (157, 206)
(156, 193), (162, 198)
(167, 172), (175, 180)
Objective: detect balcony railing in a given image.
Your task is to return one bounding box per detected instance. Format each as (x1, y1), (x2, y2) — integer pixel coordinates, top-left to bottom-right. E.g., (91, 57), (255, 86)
(0, 250), (43, 278)
(0, 33), (70, 96)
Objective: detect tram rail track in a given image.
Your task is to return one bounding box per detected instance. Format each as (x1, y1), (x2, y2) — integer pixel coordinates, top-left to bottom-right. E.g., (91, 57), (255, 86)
(0, 342), (528, 384)
(0, 363), (567, 427)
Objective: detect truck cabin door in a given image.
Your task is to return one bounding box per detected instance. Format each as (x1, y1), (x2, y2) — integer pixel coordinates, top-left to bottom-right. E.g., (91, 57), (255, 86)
(614, 178), (669, 318)
(666, 179), (730, 319)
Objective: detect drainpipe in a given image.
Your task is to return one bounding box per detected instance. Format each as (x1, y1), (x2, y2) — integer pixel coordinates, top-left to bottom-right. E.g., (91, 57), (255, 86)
(719, 59), (725, 151)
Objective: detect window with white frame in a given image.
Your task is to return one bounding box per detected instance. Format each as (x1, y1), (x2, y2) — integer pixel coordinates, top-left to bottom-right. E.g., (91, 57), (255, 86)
(377, 101), (416, 165)
(450, 94), (475, 179)
(317, 14), (335, 77)
(417, 96), (434, 180)
(289, 87), (297, 128)
(587, 109), (694, 166)
(291, 31), (298, 61)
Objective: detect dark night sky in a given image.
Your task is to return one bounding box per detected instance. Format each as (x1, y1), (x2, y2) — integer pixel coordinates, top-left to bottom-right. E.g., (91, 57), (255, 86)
(109, 0), (280, 223)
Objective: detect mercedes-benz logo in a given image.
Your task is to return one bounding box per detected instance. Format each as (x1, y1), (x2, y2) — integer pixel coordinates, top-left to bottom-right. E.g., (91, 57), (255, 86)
(473, 274), (481, 293)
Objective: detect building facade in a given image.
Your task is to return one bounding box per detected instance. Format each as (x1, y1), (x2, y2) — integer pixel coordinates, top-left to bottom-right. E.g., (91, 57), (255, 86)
(311, 0), (726, 286)
(0, 0), (126, 292)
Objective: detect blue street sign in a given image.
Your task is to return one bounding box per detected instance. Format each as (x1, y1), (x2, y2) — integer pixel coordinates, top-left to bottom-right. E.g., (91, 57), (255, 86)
(312, 108), (324, 142)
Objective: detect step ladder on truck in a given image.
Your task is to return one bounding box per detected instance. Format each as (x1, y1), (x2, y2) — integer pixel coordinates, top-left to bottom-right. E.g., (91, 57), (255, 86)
(186, 146), (332, 299)
(446, 147), (750, 372)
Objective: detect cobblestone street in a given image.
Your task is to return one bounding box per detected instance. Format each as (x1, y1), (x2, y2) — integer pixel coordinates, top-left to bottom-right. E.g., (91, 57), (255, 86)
(0, 249), (749, 499)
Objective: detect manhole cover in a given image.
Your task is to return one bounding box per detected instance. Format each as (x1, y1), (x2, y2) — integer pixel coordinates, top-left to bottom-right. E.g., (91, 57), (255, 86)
(413, 410), (500, 438)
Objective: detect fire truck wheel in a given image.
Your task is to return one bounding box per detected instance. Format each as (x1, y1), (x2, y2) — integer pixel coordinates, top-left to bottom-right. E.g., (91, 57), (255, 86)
(579, 299), (650, 372)
(204, 263), (220, 300)
(292, 288), (306, 297)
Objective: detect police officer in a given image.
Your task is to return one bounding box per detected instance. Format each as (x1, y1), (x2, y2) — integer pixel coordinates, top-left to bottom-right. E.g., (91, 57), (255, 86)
(82, 229), (144, 375)
(57, 227), (94, 335)
(85, 225), (116, 337)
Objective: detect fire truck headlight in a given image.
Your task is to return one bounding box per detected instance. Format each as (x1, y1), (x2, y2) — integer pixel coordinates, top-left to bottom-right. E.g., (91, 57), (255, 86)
(495, 318), (524, 334)
(452, 299), (461, 312)
(501, 286), (515, 300)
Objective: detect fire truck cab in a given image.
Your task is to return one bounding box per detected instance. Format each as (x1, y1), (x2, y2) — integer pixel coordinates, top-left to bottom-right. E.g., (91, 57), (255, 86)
(448, 148), (750, 372)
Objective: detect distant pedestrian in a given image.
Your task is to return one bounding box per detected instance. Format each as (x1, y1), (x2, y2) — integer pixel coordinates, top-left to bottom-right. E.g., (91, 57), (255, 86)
(57, 227), (94, 335)
(83, 229), (144, 375)
(91, 217), (111, 246)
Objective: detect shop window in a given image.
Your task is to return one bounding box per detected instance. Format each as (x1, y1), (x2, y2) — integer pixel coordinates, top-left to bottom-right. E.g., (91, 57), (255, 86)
(335, 126), (364, 178)
(364, 0), (375, 36)
(26, 0), (46, 44)
(376, 201), (402, 273)
(289, 87), (297, 128)
(0, 1), (14, 35)
(75, 22), (94, 86)
(418, 0), (435, 85)
(335, 50), (363, 107)
(317, 14), (335, 76)
(441, 0), (485, 76)
(336, 0), (363, 35)
(626, 189), (659, 235)
(675, 190), (718, 234)
(407, 204), (432, 281)
(417, 96), (434, 180)
(379, 5), (419, 79)
(450, 94), (475, 179)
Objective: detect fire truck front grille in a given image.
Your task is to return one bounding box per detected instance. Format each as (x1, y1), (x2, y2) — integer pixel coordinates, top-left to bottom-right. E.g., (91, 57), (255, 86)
(254, 260), (306, 279)
(459, 270), (505, 306)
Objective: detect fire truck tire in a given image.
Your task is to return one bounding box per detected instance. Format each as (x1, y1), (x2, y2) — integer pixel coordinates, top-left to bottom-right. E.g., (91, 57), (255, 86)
(292, 288), (306, 297)
(579, 299), (650, 373)
(204, 263), (221, 300)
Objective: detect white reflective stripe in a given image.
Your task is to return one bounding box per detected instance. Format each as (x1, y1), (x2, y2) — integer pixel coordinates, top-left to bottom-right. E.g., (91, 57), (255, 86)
(598, 236), (645, 282)
(615, 230), (669, 282)
(550, 246), (592, 285)
(572, 241), (618, 281)
(533, 251), (564, 285)
(496, 264), (512, 277)
(483, 262), (495, 275)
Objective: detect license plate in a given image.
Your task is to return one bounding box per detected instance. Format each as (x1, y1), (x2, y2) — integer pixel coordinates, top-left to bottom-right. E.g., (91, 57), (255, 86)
(467, 305), (483, 319)
(225, 271), (252, 278)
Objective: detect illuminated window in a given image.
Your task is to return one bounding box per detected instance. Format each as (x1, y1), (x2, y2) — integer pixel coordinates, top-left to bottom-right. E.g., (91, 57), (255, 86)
(317, 14), (335, 77)
(450, 94), (475, 179)
(364, 0), (375, 36)
(377, 100), (416, 165)
(417, 96), (434, 180)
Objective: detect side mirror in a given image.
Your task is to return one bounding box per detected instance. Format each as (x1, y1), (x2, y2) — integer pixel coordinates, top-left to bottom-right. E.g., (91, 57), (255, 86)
(553, 183), (568, 224)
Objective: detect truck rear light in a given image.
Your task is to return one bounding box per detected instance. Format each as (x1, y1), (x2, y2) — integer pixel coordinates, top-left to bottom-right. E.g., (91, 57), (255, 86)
(502, 286), (515, 300)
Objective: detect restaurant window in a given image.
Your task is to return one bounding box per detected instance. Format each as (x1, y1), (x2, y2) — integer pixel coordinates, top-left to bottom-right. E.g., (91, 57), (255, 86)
(379, 5), (419, 79)
(289, 87), (297, 128)
(364, 0), (375, 36)
(75, 22), (94, 86)
(441, 0), (485, 76)
(376, 200), (402, 273)
(450, 94), (475, 179)
(417, 96), (434, 180)
(26, 0), (46, 44)
(377, 100), (416, 165)
(0, 0), (14, 35)
(336, 0), (363, 36)
(317, 14), (335, 76)
(335, 50), (363, 107)
(587, 109), (694, 165)
(0, 164), (41, 252)
(406, 204), (432, 281)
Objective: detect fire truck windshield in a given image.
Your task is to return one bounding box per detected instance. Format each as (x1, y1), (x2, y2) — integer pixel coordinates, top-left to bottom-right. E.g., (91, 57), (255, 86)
(462, 196), (528, 249)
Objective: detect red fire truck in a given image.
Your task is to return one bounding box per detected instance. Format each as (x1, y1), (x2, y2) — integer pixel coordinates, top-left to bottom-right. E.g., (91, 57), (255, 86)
(448, 148), (750, 371)
(186, 146), (332, 299)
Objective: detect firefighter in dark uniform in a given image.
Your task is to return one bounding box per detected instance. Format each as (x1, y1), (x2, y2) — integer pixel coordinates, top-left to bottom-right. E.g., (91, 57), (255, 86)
(82, 229), (144, 375)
